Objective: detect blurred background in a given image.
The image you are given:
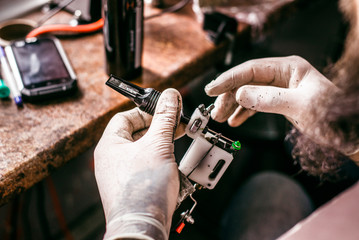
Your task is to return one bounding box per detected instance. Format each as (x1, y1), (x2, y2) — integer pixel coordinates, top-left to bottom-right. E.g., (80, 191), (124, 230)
(1, 0), (359, 239)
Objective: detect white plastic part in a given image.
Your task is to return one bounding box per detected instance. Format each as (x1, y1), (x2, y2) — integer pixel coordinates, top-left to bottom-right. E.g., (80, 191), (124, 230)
(179, 135), (233, 189)
(185, 106), (210, 139)
(179, 104), (235, 189)
(179, 136), (212, 176)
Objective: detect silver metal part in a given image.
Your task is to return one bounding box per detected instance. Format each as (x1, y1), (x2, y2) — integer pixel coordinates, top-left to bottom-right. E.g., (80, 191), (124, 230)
(179, 189), (198, 225)
(189, 119), (202, 133)
(202, 104), (215, 116)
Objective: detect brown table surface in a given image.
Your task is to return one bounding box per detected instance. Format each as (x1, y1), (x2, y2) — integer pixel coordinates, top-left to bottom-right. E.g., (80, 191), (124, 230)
(0, 0), (297, 206)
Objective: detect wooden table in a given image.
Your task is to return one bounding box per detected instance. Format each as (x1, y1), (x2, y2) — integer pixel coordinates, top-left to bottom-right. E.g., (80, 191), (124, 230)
(0, 0), (298, 206)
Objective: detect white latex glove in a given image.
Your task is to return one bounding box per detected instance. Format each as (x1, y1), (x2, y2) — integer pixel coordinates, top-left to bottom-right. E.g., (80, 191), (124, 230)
(205, 56), (340, 148)
(94, 89), (182, 240)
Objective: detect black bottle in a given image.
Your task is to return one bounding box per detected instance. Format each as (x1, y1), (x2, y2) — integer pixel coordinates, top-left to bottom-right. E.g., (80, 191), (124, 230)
(103, 0), (144, 79)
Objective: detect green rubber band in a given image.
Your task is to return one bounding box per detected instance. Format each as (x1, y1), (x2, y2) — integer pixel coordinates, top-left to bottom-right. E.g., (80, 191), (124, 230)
(232, 141), (241, 150)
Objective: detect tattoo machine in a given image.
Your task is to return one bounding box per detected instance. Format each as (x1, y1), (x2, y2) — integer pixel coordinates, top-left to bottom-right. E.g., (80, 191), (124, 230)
(106, 75), (241, 232)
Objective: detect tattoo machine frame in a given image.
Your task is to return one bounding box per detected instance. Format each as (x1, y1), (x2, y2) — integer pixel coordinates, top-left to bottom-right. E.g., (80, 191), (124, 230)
(106, 75), (241, 232)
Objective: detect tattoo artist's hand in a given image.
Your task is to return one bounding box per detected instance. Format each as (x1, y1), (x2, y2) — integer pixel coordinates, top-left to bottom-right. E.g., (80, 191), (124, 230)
(94, 89), (182, 240)
(205, 56), (340, 147)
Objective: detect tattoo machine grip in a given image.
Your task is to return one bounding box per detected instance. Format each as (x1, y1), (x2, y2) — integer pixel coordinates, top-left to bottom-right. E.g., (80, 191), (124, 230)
(106, 75), (189, 123)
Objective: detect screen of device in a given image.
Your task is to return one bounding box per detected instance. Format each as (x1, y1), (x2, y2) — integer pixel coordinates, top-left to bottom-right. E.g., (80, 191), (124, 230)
(11, 38), (72, 89)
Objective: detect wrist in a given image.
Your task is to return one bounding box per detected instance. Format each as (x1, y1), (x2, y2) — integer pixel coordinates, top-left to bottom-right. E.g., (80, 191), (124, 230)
(104, 213), (168, 240)
(348, 150), (359, 166)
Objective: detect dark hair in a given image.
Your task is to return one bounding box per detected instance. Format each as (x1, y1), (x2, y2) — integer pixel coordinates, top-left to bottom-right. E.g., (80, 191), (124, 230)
(288, 0), (359, 180)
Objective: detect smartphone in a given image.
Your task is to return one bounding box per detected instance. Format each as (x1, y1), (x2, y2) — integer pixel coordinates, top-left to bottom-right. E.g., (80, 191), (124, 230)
(5, 36), (77, 101)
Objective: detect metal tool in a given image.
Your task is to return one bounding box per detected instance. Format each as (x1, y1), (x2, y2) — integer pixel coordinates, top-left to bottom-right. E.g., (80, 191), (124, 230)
(175, 184), (200, 234)
(106, 74), (241, 232)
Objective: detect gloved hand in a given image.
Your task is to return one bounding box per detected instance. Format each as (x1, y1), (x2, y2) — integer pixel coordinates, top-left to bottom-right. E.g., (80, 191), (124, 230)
(94, 89), (183, 240)
(205, 56), (340, 148)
